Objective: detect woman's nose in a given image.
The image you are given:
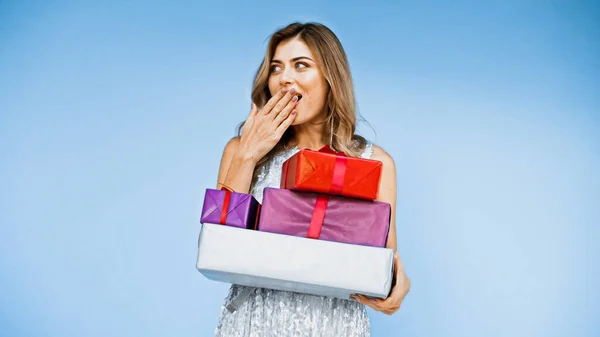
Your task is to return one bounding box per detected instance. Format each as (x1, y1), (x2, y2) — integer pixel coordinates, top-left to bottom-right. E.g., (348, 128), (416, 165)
(279, 66), (295, 85)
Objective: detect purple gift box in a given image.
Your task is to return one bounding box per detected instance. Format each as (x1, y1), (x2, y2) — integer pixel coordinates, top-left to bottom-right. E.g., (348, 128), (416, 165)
(257, 188), (391, 247)
(200, 189), (260, 229)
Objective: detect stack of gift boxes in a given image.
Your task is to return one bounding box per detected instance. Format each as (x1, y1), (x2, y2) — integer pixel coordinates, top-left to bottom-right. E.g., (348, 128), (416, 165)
(196, 146), (395, 305)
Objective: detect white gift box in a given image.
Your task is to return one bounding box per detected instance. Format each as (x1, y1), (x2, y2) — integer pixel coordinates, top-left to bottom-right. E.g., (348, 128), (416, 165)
(196, 223), (394, 300)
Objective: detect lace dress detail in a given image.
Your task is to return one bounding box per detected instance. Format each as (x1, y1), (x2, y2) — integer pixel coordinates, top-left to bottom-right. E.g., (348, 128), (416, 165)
(214, 143), (375, 337)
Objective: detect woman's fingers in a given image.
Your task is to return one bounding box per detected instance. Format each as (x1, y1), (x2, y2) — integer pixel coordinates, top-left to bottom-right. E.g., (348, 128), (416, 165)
(260, 88), (289, 115)
(268, 88), (296, 118)
(274, 107), (297, 136)
(274, 95), (298, 126)
(249, 102), (258, 117)
(352, 294), (384, 311)
(352, 293), (401, 315)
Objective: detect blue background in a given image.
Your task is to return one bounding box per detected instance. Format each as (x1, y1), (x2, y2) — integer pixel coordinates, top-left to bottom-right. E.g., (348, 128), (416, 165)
(1, 1), (598, 336)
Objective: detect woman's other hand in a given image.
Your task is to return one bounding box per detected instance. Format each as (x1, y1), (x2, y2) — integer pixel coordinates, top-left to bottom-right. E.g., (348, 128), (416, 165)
(351, 251), (411, 315)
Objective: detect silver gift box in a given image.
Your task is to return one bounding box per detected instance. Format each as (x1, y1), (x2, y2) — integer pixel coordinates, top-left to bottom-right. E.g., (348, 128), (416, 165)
(196, 223), (395, 299)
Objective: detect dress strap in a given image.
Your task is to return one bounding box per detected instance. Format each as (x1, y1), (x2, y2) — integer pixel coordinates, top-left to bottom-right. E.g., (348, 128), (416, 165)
(361, 142), (374, 159)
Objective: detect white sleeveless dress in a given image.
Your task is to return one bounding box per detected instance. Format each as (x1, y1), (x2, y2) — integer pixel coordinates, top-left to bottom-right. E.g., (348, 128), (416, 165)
(214, 143), (375, 337)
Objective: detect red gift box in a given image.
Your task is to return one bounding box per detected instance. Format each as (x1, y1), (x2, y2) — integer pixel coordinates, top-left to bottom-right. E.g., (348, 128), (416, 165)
(281, 146), (382, 200)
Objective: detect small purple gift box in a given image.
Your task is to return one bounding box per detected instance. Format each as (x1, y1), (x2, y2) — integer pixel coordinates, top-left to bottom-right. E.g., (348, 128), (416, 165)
(258, 188), (391, 247)
(200, 188), (260, 229)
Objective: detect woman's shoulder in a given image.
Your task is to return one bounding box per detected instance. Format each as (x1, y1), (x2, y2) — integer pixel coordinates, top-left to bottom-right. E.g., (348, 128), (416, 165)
(367, 143), (396, 170)
(369, 144), (397, 198)
(222, 136), (241, 155)
(352, 137), (394, 164)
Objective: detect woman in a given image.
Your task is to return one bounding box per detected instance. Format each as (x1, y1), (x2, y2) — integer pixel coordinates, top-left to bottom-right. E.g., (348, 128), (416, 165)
(214, 22), (411, 336)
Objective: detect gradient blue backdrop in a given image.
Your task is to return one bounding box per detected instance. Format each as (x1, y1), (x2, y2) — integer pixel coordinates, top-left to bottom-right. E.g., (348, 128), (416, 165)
(1, 1), (598, 336)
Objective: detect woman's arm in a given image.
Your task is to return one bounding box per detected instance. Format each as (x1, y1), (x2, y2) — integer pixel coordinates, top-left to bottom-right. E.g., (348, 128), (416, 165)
(371, 146), (398, 251)
(216, 137), (258, 193)
(215, 90), (299, 193)
(351, 145), (411, 315)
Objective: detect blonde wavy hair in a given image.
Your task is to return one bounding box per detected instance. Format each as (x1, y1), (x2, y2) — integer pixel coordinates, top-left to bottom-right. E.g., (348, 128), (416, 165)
(238, 22), (368, 177)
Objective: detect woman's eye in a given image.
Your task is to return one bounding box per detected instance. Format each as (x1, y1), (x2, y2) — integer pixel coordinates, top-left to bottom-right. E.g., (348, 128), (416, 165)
(270, 65), (281, 72)
(296, 62), (308, 69)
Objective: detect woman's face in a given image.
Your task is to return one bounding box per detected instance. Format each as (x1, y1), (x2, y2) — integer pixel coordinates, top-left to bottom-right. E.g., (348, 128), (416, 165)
(268, 38), (329, 125)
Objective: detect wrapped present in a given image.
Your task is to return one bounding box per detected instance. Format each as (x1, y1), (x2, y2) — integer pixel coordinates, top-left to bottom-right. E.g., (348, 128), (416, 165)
(281, 145), (382, 200)
(196, 223), (394, 300)
(200, 188), (260, 229)
(258, 188), (390, 247)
